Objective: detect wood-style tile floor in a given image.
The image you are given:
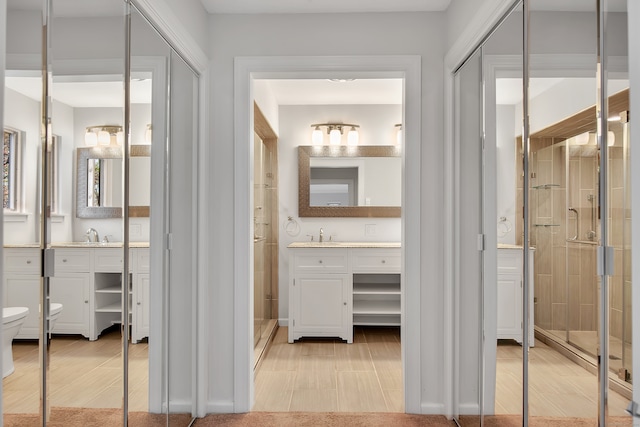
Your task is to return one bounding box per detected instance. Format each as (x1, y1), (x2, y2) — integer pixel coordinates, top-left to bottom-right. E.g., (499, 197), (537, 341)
(256, 327), (631, 417)
(2, 328), (148, 415)
(495, 339), (631, 417)
(3, 326), (632, 419)
(254, 326), (403, 413)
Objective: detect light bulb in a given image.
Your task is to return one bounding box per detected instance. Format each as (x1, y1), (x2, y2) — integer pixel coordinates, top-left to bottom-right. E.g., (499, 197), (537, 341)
(329, 128), (342, 145)
(608, 130), (615, 147)
(311, 126), (323, 145)
(98, 130), (110, 145)
(396, 128), (402, 146)
(347, 127), (359, 146)
(145, 125), (152, 145)
(116, 131), (124, 146)
(85, 131), (98, 147)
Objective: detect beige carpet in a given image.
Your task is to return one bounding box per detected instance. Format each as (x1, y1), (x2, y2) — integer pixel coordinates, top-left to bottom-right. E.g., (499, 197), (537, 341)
(3, 409), (633, 426)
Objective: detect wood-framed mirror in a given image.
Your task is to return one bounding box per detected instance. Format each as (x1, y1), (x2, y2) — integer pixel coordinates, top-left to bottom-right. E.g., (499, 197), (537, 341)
(298, 145), (401, 217)
(76, 145), (151, 218)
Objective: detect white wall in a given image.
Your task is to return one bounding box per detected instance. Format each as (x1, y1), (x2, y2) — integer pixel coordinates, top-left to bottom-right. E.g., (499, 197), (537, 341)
(496, 104), (516, 245)
(208, 11), (446, 412)
(253, 80), (279, 136)
(276, 104), (402, 321)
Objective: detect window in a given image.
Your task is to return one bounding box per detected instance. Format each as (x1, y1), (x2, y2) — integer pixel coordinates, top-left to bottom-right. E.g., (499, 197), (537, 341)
(3, 128), (22, 211)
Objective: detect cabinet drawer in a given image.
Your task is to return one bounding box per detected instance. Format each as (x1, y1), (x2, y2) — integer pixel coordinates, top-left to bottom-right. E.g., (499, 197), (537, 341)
(497, 249), (522, 274)
(55, 249), (91, 273)
(94, 248), (132, 272)
(4, 249), (40, 274)
(351, 249), (401, 273)
(292, 249), (348, 273)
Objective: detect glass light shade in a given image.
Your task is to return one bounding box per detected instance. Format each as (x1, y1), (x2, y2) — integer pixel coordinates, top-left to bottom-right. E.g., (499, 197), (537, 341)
(329, 128), (342, 145)
(607, 130), (615, 147)
(98, 130), (111, 145)
(347, 127), (359, 146)
(311, 127), (323, 145)
(574, 132), (590, 146)
(396, 128), (402, 146)
(85, 131), (98, 147)
(116, 131), (124, 146)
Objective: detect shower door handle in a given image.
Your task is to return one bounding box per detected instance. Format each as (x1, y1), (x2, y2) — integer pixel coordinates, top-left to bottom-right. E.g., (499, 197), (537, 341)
(568, 207), (578, 240)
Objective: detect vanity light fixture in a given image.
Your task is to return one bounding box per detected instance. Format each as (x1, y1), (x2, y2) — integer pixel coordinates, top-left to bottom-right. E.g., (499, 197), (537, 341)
(395, 124), (402, 146)
(85, 125), (124, 147)
(310, 123), (359, 146)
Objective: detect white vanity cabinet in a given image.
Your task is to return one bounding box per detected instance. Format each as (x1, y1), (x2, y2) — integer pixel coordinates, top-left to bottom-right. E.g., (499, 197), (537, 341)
(131, 249), (150, 343)
(497, 246), (535, 346)
(288, 243), (401, 344)
(3, 248), (41, 339)
(289, 248), (352, 343)
(3, 245), (149, 342)
(50, 249), (91, 337)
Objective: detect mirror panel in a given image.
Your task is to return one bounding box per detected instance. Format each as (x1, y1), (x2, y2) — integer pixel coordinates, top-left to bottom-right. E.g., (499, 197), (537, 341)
(76, 145), (150, 218)
(298, 145), (401, 217)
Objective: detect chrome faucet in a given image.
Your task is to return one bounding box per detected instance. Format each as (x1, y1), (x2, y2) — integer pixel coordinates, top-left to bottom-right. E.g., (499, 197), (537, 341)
(319, 228), (324, 243)
(86, 228), (99, 243)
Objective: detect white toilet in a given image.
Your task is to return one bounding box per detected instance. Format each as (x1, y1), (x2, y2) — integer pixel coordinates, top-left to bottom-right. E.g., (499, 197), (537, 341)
(2, 303), (64, 378)
(2, 307), (30, 378)
(49, 302), (63, 331)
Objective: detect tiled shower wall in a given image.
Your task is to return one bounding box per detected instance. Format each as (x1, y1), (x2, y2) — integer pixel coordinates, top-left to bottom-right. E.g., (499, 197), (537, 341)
(528, 133), (629, 342)
(530, 140), (598, 334)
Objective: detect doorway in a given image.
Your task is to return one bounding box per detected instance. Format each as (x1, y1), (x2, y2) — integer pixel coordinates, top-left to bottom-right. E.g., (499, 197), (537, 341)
(233, 55), (423, 413)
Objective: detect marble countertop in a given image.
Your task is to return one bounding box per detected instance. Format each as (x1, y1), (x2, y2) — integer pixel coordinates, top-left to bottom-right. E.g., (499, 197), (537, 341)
(498, 243), (523, 249)
(498, 243), (535, 250)
(4, 242), (149, 248)
(288, 241), (400, 249)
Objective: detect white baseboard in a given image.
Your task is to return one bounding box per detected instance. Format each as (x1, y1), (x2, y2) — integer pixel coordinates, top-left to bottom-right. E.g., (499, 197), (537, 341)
(278, 318), (288, 327)
(420, 402), (446, 414)
(458, 403), (481, 415)
(206, 400), (235, 413)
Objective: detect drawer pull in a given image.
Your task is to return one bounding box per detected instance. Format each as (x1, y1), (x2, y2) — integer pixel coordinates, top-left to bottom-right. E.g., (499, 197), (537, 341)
(26, 260), (32, 264)
(381, 260), (386, 264)
(84, 300), (89, 304)
(318, 260), (323, 264)
(63, 259), (68, 263)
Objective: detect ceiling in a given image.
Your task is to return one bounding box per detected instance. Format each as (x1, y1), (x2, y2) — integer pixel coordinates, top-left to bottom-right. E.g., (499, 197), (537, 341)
(5, 0), (627, 107)
(8, 0), (628, 16)
(199, 0), (452, 14)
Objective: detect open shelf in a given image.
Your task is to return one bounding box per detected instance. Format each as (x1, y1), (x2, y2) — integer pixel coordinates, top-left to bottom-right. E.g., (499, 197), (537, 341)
(353, 298), (401, 315)
(95, 286), (121, 294)
(352, 273), (401, 327)
(95, 302), (121, 313)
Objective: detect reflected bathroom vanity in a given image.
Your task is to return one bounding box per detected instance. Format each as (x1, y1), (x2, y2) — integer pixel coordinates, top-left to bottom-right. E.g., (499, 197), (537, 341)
(3, 244), (150, 342)
(288, 242), (401, 344)
(497, 244), (534, 346)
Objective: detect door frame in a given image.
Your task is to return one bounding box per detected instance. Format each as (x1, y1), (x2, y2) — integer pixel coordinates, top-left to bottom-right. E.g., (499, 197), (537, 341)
(233, 55), (422, 412)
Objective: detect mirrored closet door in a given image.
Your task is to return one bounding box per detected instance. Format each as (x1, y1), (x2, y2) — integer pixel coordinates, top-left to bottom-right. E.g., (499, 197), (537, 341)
(2, 1), (199, 425)
(452, 0), (633, 425)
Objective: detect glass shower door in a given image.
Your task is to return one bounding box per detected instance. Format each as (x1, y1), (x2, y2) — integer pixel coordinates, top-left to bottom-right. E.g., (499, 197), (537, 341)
(608, 110), (632, 385)
(566, 135), (600, 357)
